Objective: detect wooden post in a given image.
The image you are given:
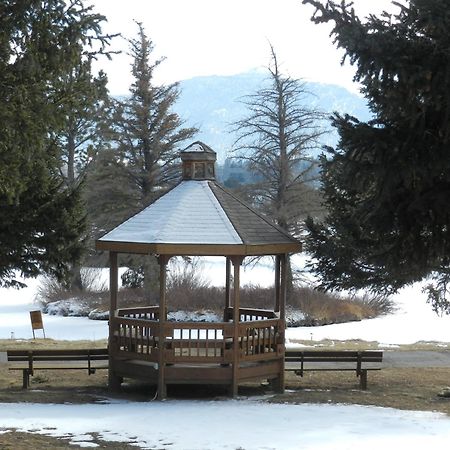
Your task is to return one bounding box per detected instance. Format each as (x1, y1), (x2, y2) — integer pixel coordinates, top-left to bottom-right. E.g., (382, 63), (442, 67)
(274, 255), (281, 313)
(157, 255), (169, 400)
(224, 257), (231, 321)
(360, 369), (368, 390)
(108, 251), (122, 391)
(276, 253), (287, 394)
(230, 256), (243, 397)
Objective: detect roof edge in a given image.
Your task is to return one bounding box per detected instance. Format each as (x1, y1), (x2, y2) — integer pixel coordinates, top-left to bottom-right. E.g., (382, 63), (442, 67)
(96, 240), (301, 256)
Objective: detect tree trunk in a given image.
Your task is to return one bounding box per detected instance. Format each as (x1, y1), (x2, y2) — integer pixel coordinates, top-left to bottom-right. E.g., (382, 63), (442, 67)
(143, 255), (159, 304)
(285, 255), (294, 304)
(69, 263), (83, 291)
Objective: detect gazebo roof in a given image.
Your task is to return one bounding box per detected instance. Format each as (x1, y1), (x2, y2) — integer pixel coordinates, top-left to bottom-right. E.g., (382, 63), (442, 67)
(96, 143), (302, 256)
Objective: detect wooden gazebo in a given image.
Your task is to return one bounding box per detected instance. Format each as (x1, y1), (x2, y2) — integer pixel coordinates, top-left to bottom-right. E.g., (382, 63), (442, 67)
(96, 142), (302, 399)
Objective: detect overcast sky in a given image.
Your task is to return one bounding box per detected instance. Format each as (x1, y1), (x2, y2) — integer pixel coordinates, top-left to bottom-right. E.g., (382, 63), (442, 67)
(91, 0), (406, 95)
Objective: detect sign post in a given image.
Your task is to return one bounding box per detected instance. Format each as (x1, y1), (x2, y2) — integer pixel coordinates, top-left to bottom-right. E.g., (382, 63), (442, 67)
(30, 310), (46, 339)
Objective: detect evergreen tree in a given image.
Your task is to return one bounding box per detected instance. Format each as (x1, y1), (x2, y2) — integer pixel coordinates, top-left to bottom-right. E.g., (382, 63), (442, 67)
(233, 47), (325, 295)
(54, 61), (111, 290)
(111, 22), (197, 208)
(0, 0), (111, 288)
(55, 63), (109, 188)
(303, 0), (450, 313)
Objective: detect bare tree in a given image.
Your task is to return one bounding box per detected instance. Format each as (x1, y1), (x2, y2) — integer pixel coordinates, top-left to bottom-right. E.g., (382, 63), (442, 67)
(232, 46), (327, 295)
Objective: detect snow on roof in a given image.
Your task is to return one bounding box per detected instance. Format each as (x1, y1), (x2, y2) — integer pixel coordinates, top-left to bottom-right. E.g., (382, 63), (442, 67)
(181, 141), (215, 153)
(99, 181), (242, 245)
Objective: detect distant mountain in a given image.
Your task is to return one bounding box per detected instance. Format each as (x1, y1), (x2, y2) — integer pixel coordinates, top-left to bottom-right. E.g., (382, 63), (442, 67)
(175, 71), (371, 161)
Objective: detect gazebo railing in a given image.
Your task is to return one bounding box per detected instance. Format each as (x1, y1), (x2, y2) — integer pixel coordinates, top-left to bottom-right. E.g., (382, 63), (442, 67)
(163, 322), (234, 364)
(117, 306), (160, 320)
(112, 307), (283, 365)
(112, 315), (159, 362)
(238, 318), (283, 361)
(224, 307), (277, 322)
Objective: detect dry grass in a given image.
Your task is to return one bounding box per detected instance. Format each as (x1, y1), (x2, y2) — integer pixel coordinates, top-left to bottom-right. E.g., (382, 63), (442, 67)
(276, 368), (450, 416)
(0, 431), (141, 449)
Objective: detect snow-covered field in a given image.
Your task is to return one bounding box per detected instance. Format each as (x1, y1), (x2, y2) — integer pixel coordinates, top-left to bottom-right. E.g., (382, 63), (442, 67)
(1, 400), (449, 450)
(1, 262), (450, 448)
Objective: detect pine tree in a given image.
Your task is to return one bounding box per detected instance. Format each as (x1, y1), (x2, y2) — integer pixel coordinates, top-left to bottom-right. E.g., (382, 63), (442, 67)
(111, 22), (197, 208)
(0, 0), (111, 288)
(303, 0), (450, 313)
(233, 47), (325, 296)
(54, 61), (111, 290)
(55, 63), (109, 188)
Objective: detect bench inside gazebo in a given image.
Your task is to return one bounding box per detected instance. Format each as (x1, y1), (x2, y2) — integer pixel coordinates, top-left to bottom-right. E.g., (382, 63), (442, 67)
(96, 142), (302, 399)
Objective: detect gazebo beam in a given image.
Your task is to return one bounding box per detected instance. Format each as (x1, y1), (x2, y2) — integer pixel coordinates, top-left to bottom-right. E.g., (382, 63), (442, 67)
(108, 251), (122, 391)
(157, 255), (170, 400)
(224, 257), (231, 321)
(96, 241), (301, 256)
(275, 255), (281, 313)
(276, 253), (288, 394)
(230, 256), (244, 397)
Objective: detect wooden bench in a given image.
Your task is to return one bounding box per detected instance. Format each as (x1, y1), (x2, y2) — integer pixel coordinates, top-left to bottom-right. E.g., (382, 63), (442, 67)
(5, 348), (109, 389)
(285, 350), (383, 390)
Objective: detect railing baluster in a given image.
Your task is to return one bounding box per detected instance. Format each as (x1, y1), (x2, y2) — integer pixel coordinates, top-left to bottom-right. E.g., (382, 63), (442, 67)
(252, 326), (256, 355)
(188, 328), (192, 357)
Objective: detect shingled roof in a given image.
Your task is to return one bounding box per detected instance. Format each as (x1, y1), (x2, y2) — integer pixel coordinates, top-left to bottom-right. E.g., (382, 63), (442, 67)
(96, 143), (301, 256)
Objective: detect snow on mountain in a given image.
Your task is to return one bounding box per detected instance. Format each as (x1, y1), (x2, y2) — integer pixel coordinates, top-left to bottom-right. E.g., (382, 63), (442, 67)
(176, 71), (370, 161)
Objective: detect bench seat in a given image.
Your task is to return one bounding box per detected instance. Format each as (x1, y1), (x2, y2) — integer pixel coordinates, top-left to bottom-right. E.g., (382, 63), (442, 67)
(6, 348), (109, 388)
(285, 350), (383, 389)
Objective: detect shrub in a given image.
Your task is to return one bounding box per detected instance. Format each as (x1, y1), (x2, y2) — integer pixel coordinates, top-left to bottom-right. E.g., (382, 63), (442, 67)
(37, 260), (394, 326)
(121, 267), (144, 289)
(36, 269), (109, 310)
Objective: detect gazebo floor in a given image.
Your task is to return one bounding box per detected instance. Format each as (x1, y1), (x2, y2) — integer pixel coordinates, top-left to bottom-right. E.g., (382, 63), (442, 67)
(112, 358), (282, 387)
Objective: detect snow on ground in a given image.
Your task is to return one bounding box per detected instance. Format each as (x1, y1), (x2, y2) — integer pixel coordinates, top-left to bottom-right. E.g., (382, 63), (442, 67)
(0, 277), (108, 341)
(1, 399), (450, 449)
(287, 282), (450, 346)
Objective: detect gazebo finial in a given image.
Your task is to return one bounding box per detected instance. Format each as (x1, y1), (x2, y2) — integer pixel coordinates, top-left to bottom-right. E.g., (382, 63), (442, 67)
(181, 141), (216, 180)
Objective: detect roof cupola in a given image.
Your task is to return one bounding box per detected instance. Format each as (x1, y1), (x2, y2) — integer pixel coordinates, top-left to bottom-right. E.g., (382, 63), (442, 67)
(181, 141), (216, 181)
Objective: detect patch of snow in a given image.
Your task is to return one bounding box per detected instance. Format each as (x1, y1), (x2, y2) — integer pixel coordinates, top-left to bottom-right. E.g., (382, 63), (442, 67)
(285, 308), (306, 327)
(286, 283), (450, 345)
(44, 299), (90, 317)
(0, 400), (449, 449)
(168, 310), (221, 322)
(88, 309), (109, 321)
(0, 296), (108, 341)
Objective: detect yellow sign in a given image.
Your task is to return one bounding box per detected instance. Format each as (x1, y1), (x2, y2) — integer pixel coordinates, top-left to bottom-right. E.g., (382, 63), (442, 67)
(30, 310), (45, 338)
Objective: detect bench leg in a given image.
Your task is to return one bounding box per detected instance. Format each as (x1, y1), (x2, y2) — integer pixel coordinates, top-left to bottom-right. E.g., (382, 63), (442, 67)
(22, 369), (31, 389)
(359, 369), (368, 390)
